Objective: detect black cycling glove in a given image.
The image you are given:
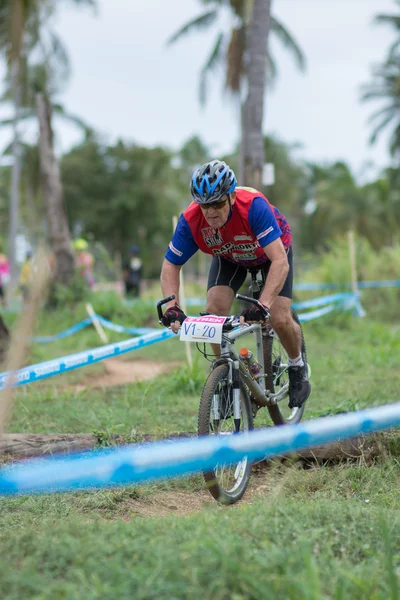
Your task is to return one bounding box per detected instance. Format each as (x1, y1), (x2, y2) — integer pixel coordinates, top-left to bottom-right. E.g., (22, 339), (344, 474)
(161, 305), (187, 327)
(240, 304), (270, 323)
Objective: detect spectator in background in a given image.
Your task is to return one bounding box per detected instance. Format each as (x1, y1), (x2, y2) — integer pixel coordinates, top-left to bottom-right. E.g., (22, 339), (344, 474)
(73, 238), (95, 288)
(20, 250), (33, 306)
(123, 245), (143, 298)
(0, 246), (10, 307)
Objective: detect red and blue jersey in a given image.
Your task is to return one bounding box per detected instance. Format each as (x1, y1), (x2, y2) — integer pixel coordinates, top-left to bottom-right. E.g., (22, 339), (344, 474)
(166, 186), (292, 267)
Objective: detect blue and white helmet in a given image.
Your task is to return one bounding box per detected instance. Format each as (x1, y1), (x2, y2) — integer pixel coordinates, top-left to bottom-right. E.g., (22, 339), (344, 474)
(190, 160), (237, 204)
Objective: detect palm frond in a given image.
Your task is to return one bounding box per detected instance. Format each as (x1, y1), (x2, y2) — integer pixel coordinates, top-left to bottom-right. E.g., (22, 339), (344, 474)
(374, 14), (400, 28)
(389, 122), (400, 156)
(367, 103), (399, 123)
(53, 104), (94, 136)
(270, 15), (306, 72)
(48, 30), (70, 77)
(369, 110), (396, 144)
(229, 0), (247, 19)
(0, 109), (34, 127)
(199, 31), (225, 105)
(167, 10), (218, 45)
(265, 52), (278, 87)
(225, 26), (245, 93)
(388, 39), (400, 58)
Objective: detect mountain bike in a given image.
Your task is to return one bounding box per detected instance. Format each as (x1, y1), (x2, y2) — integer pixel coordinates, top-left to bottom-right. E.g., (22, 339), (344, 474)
(157, 269), (308, 504)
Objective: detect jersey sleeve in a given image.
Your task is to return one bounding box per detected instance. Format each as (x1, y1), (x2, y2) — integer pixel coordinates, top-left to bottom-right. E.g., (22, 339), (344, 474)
(165, 214), (199, 266)
(248, 196), (282, 248)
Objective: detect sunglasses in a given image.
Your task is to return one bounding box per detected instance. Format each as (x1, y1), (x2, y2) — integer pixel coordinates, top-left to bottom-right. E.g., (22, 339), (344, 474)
(202, 198), (228, 210)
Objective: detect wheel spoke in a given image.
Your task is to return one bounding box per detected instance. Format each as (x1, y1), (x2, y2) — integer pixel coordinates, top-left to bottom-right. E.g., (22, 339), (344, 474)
(198, 364), (253, 502)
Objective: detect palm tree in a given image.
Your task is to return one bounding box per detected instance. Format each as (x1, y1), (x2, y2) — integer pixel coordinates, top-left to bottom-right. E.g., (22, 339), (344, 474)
(241, 0), (271, 187)
(373, 0), (400, 59)
(362, 56), (400, 159)
(168, 0), (305, 104)
(362, 1), (400, 160)
(168, 0), (305, 184)
(0, 0), (96, 284)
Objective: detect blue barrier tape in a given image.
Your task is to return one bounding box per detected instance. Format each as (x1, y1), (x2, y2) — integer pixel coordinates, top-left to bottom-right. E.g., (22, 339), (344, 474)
(294, 282), (341, 291)
(297, 303), (339, 322)
(30, 315), (154, 343)
(95, 316), (154, 336)
(30, 318), (94, 343)
(185, 297), (206, 307)
(296, 293), (362, 322)
(294, 280), (400, 291)
(0, 329), (175, 390)
(292, 292), (355, 311)
(1, 400), (400, 495)
(358, 280), (400, 289)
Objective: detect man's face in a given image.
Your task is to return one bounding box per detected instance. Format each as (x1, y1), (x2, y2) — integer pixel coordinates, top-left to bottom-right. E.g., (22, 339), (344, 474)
(200, 193), (235, 229)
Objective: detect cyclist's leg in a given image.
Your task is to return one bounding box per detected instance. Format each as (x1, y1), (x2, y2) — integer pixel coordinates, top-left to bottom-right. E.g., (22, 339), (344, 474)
(265, 247), (310, 407)
(207, 257), (247, 357)
(265, 247), (301, 357)
(269, 296), (301, 358)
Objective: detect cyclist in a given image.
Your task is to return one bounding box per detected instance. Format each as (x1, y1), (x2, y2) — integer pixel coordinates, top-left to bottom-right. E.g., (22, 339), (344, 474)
(160, 159), (310, 409)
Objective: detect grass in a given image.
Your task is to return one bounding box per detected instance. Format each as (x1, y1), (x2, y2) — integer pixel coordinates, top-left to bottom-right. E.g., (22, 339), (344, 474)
(2, 295), (400, 598)
(1, 491), (400, 599)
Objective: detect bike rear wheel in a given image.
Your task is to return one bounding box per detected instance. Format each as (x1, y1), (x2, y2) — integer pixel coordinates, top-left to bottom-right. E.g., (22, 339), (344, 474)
(264, 309), (307, 425)
(198, 363), (253, 504)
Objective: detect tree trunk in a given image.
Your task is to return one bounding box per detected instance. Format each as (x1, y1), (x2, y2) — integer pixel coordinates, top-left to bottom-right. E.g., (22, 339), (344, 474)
(36, 92), (74, 285)
(241, 0), (272, 187)
(8, 58), (22, 287)
(0, 316), (10, 365)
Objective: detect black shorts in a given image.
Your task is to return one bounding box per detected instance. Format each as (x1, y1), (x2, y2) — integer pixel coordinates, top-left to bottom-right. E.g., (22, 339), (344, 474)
(207, 246), (293, 299)
(0, 285), (3, 298)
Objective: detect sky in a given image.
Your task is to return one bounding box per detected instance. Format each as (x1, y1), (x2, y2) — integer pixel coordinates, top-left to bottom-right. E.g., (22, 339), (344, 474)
(2, 0), (398, 181)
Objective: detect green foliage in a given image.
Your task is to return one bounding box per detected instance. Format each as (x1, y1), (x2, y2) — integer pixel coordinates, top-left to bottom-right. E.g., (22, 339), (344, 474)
(165, 359), (206, 396)
(299, 235), (400, 320)
(61, 139), (185, 278)
(45, 271), (90, 308)
(88, 291), (157, 327)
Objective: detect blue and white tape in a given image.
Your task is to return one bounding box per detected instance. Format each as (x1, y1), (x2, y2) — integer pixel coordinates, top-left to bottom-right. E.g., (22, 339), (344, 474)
(30, 318), (94, 343)
(358, 280), (400, 289)
(0, 329), (174, 390)
(292, 292), (355, 311)
(95, 316), (154, 336)
(294, 280), (400, 291)
(30, 315), (155, 343)
(1, 400), (400, 495)
(295, 292), (363, 321)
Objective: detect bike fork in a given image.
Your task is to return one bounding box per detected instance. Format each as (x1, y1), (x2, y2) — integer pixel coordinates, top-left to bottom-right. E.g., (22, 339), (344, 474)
(233, 360), (241, 433)
(212, 391), (220, 431)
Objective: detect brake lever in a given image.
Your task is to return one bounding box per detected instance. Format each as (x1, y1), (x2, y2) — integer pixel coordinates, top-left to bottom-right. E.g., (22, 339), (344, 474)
(156, 295), (176, 324)
(235, 293), (270, 319)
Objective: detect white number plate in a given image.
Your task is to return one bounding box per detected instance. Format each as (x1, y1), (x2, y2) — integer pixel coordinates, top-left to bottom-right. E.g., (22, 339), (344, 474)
(180, 316), (226, 344)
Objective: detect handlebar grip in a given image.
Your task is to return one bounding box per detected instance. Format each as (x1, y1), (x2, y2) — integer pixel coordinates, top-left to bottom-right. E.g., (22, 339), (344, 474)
(236, 293), (259, 305)
(235, 294), (270, 319)
(157, 295), (175, 323)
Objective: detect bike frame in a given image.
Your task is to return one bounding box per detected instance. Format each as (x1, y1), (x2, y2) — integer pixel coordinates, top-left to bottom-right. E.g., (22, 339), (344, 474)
(217, 321), (289, 410)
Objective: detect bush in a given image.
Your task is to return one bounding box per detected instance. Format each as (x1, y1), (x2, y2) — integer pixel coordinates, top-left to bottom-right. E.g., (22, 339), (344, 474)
(297, 236), (400, 321)
(45, 273), (90, 308)
(88, 291), (157, 327)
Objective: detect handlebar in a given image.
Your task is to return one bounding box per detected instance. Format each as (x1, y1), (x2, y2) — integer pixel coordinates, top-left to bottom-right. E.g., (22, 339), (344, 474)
(236, 293), (270, 319)
(156, 294), (175, 324)
(156, 293), (270, 330)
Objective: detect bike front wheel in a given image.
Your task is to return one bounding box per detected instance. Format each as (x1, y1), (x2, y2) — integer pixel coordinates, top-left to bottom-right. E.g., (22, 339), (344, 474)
(198, 363), (253, 504)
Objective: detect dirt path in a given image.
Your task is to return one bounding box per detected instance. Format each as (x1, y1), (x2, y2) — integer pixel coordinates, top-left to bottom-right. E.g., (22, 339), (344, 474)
(115, 468), (273, 519)
(77, 358), (179, 391)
